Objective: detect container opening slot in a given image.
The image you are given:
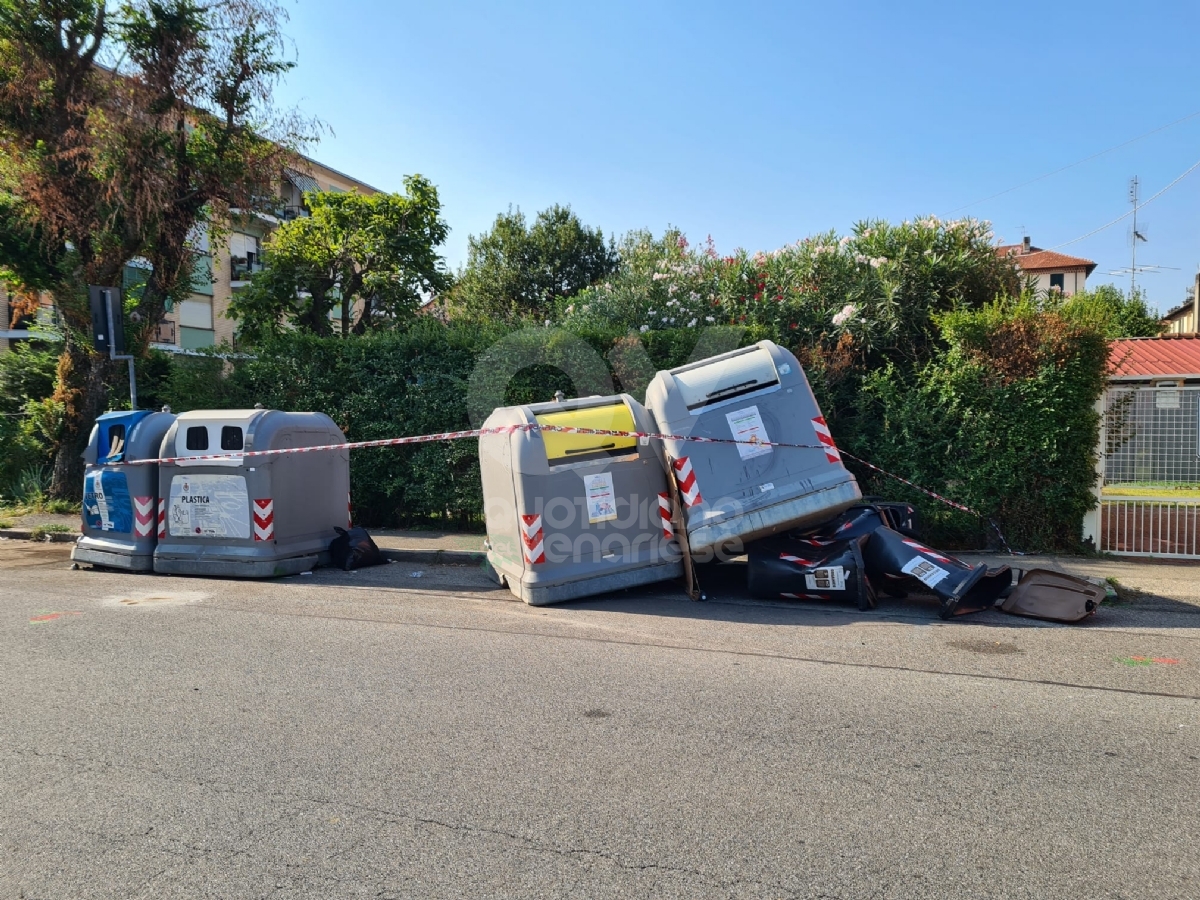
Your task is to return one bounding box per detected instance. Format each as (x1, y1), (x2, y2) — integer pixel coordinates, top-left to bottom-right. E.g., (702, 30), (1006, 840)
(565, 443), (615, 455)
(687, 377), (780, 411)
(106, 424), (126, 459)
(185, 426), (209, 451)
(221, 426), (244, 451)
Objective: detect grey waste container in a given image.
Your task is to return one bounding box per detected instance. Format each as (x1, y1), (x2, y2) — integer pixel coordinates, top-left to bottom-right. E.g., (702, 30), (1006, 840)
(153, 409), (351, 578)
(72, 409), (177, 571)
(479, 393), (683, 605)
(644, 340), (861, 556)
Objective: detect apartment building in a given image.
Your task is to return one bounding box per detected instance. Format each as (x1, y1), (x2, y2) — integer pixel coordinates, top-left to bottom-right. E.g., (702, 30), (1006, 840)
(154, 155), (379, 351)
(1, 153), (378, 354)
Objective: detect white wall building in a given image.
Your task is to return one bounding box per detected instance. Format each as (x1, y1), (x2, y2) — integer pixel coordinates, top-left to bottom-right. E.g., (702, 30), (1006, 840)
(997, 236), (1096, 297)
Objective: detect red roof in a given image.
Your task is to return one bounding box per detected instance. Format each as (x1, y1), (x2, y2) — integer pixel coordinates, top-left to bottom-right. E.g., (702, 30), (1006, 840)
(1109, 336), (1200, 379)
(996, 244), (1097, 275)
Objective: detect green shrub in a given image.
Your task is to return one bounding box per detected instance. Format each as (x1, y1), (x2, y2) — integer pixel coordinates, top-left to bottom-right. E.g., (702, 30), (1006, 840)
(851, 299), (1109, 550)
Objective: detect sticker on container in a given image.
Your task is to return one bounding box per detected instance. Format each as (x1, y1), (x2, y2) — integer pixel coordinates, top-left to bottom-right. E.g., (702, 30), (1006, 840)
(168, 474), (250, 538)
(725, 405), (773, 461)
(805, 566), (847, 591)
(583, 472), (618, 523)
(901, 556), (949, 588)
(83, 470), (132, 533)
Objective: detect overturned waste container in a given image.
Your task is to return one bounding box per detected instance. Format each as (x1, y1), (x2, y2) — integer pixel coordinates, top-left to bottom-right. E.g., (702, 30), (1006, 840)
(862, 526), (1010, 619)
(479, 394), (683, 605)
(645, 341), (862, 555)
(72, 409), (177, 571)
(153, 409), (350, 578)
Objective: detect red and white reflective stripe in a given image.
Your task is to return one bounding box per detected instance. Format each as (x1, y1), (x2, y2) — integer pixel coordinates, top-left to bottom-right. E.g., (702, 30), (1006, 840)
(657, 493), (674, 540)
(520, 513), (545, 565)
(811, 416), (840, 464)
(253, 498), (275, 542)
(801, 537), (835, 547)
(157, 499), (166, 539)
(780, 593), (827, 600)
(902, 538), (952, 563)
(347, 491), (353, 528)
(779, 553), (815, 566)
(672, 457), (703, 508)
(133, 496), (154, 538)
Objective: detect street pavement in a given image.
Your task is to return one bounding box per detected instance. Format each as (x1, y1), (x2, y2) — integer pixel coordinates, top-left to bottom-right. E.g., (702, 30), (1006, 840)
(1, 542), (1198, 899)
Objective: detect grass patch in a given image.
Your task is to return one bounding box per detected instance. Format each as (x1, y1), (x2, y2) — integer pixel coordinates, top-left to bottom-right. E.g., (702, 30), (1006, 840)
(0, 499), (81, 519)
(1104, 576), (1147, 606)
(28, 523), (74, 541)
(1102, 482), (1200, 498)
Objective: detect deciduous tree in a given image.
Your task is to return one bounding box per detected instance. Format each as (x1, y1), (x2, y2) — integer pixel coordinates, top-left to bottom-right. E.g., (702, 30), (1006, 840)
(447, 204), (618, 323)
(229, 181), (450, 342)
(0, 0), (309, 497)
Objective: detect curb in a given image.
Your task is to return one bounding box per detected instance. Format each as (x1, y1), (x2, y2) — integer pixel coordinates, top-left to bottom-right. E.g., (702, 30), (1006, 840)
(0, 530), (79, 543)
(380, 548), (487, 566)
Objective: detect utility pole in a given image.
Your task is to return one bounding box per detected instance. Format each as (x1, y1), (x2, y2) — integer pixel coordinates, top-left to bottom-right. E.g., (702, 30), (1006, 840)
(1129, 177), (1140, 296)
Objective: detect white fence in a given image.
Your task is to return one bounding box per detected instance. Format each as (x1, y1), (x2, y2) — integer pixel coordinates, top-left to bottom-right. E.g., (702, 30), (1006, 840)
(1099, 385), (1200, 558)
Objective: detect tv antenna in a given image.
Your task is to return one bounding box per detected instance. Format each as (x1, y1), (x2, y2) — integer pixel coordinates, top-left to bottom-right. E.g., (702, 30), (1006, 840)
(1106, 176), (1178, 292)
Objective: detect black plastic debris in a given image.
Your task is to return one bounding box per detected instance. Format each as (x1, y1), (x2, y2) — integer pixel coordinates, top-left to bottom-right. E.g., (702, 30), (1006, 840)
(791, 502), (921, 544)
(329, 526), (385, 571)
(747, 534), (876, 610)
(1000, 569), (1103, 622)
(861, 525), (1010, 619)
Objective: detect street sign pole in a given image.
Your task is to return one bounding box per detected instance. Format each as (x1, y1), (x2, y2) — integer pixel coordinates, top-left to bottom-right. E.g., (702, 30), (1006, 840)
(95, 286), (137, 410)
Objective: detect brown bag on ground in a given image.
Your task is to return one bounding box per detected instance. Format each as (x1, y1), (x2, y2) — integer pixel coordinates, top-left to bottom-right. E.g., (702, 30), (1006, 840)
(1000, 569), (1103, 623)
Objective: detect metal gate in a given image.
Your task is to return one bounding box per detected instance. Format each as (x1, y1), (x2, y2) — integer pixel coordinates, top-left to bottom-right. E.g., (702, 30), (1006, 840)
(1100, 385), (1200, 558)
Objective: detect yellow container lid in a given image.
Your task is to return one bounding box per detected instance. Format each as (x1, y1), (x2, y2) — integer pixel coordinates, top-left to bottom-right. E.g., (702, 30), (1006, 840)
(535, 402), (637, 463)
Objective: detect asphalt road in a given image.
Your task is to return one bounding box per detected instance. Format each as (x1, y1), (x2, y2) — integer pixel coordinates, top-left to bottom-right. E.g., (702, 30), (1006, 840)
(2, 543), (1198, 899)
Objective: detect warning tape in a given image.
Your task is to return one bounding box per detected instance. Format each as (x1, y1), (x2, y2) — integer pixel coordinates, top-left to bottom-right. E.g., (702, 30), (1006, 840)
(129, 424), (828, 465)
(128, 422), (1013, 553)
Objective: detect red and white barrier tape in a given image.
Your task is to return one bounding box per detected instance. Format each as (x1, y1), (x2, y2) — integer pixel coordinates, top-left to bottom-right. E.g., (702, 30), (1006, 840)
(125, 421), (1012, 552)
(128, 423), (829, 465)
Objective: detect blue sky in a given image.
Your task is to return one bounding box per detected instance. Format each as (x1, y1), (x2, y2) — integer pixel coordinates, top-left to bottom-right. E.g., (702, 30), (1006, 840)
(273, 0), (1200, 314)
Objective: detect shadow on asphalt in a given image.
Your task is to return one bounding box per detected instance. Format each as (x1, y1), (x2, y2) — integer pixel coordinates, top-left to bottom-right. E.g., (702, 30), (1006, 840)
(543, 561), (1200, 629)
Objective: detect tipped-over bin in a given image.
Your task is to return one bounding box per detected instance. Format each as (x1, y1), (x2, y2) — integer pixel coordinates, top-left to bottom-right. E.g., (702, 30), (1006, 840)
(479, 393), (683, 605)
(644, 340), (861, 556)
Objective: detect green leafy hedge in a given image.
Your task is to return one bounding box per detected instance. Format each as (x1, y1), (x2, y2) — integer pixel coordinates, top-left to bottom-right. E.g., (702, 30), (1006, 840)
(148, 305), (1109, 549)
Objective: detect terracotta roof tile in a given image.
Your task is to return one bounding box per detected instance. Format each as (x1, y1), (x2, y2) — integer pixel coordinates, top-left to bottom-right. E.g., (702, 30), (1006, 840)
(1109, 336), (1200, 379)
(996, 245), (1097, 274)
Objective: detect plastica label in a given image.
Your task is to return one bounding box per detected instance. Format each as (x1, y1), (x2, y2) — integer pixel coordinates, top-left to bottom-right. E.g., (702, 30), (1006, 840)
(168, 474), (250, 538)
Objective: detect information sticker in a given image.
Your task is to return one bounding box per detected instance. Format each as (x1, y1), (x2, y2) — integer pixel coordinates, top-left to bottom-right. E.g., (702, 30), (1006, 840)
(83, 470), (132, 533)
(725, 405), (773, 461)
(583, 472), (618, 523)
(169, 474), (250, 538)
(901, 556), (949, 588)
(805, 566), (847, 592)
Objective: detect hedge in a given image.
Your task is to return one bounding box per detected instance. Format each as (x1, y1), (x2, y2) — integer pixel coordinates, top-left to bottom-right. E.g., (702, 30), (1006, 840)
(146, 306), (1108, 550)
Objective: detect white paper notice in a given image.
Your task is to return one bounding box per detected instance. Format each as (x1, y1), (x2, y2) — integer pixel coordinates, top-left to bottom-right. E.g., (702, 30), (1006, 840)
(169, 474), (251, 538)
(901, 556), (949, 588)
(584, 472), (618, 523)
(805, 566), (847, 592)
(725, 405), (772, 461)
